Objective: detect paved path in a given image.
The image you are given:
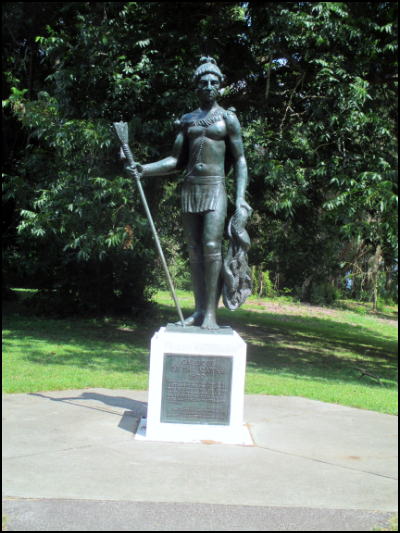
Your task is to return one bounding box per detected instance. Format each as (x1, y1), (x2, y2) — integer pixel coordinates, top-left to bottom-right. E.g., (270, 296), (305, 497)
(2, 389), (398, 530)
(2, 499), (394, 531)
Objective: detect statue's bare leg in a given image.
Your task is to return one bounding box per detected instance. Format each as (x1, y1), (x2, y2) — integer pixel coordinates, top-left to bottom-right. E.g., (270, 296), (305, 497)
(185, 261), (206, 326)
(202, 258), (223, 330)
(181, 212), (205, 326)
(201, 187), (226, 330)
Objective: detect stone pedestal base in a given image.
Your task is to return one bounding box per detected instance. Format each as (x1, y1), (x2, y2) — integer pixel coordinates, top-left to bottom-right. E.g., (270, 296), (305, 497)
(136, 325), (252, 446)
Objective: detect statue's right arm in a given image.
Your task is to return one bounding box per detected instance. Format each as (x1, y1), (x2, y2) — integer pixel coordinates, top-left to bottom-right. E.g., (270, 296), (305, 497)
(139, 130), (185, 177)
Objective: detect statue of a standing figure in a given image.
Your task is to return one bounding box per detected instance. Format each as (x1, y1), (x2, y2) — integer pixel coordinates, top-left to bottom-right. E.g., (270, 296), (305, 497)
(127, 57), (252, 330)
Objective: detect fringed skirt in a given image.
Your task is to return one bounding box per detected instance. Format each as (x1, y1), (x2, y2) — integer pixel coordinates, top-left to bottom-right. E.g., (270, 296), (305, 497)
(182, 176), (225, 214)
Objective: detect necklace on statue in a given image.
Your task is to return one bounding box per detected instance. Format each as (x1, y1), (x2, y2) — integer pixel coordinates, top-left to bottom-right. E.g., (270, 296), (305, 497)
(189, 109), (222, 128)
(185, 109), (222, 178)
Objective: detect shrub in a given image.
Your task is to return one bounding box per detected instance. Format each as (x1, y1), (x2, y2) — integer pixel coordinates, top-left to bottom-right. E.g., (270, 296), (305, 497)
(280, 287), (294, 303)
(251, 268), (276, 298)
(311, 284), (326, 305)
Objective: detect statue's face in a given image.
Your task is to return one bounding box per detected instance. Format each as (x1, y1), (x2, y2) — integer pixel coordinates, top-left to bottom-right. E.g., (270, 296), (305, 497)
(197, 73), (220, 103)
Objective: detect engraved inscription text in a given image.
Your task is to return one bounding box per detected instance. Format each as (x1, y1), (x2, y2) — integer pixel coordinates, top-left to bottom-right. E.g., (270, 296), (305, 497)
(161, 354), (233, 425)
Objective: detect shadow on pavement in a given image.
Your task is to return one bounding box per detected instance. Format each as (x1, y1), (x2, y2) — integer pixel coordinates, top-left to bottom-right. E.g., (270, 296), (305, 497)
(29, 391), (148, 433)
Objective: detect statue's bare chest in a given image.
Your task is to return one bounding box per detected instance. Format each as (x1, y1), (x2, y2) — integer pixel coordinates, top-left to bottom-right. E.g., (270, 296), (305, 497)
(187, 118), (227, 141)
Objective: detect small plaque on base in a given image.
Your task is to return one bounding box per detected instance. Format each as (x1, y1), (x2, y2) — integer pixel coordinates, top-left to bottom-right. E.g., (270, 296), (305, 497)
(161, 354), (233, 425)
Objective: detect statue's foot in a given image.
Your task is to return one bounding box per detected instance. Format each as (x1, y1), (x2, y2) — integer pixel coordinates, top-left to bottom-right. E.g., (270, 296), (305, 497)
(176, 311), (204, 327)
(201, 313), (220, 331)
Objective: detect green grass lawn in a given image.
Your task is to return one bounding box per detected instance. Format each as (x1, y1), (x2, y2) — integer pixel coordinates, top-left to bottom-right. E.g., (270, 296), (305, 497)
(2, 289), (398, 415)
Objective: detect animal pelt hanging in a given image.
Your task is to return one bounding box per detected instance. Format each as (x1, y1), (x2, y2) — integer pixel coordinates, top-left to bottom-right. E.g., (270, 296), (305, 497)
(222, 203), (252, 311)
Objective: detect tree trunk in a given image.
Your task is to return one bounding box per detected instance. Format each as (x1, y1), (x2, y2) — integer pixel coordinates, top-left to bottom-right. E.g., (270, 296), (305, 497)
(258, 270), (264, 298)
(372, 281), (378, 311)
(368, 246), (383, 311)
(301, 274), (313, 300)
(385, 265), (392, 294)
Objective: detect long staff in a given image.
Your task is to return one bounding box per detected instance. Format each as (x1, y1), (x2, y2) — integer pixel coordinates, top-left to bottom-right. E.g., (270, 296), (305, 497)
(112, 121), (185, 327)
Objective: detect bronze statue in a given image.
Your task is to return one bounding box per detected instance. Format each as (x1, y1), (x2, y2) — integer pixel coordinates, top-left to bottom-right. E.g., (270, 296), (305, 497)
(126, 57), (252, 330)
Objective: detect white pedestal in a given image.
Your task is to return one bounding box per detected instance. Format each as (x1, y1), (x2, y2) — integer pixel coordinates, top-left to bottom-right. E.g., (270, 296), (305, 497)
(136, 326), (252, 446)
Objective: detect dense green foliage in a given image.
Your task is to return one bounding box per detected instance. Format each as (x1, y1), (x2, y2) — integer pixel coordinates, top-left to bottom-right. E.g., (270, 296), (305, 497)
(2, 2), (398, 313)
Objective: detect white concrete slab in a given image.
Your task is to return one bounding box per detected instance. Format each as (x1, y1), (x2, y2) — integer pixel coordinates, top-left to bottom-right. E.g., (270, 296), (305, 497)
(2, 389), (147, 459)
(248, 400), (398, 479)
(2, 389), (398, 512)
(2, 437), (397, 511)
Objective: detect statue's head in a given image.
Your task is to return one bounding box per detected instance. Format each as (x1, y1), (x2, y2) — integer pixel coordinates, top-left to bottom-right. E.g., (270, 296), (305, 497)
(194, 57), (223, 103)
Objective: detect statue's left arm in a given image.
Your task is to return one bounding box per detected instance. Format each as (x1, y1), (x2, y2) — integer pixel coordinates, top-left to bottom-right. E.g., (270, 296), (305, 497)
(225, 113), (249, 210)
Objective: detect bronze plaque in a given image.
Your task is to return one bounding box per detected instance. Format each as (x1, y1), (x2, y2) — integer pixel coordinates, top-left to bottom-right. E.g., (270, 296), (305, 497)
(161, 354), (233, 425)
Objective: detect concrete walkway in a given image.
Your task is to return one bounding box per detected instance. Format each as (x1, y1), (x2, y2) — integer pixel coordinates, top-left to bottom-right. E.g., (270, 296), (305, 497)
(2, 389), (398, 531)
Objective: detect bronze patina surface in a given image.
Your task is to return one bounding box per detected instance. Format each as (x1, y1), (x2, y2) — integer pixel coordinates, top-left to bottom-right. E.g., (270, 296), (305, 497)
(160, 354), (233, 425)
(127, 57), (252, 329)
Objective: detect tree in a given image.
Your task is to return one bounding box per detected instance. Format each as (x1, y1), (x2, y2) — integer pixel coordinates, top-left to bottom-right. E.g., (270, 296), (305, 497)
(2, 2), (251, 312)
(2, 2), (398, 311)
(242, 2), (398, 300)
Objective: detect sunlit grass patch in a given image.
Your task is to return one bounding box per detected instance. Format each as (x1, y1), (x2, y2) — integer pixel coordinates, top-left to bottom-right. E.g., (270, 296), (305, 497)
(2, 290), (398, 415)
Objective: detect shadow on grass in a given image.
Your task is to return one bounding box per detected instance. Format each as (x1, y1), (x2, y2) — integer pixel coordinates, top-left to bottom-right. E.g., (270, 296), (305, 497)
(2, 299), (398, 390)
(160, 303), (398, 389)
